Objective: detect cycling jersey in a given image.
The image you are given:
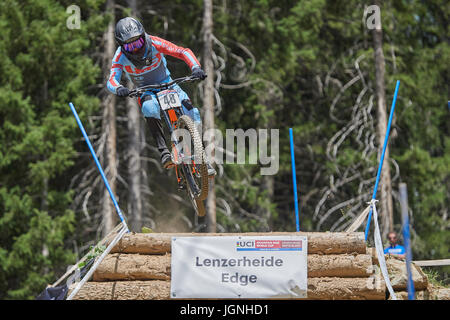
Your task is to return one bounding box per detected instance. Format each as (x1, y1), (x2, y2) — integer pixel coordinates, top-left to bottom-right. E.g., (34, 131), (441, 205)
(107, 34), (201, 94)
(384, 244), (405, 255)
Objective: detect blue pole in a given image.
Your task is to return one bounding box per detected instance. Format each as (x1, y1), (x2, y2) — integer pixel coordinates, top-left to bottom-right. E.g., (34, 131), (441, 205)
(364, 80), (400, 241)
(69, 102), (128, 228)
(400, 183), (415, 300)
(289, 128), (300, 232)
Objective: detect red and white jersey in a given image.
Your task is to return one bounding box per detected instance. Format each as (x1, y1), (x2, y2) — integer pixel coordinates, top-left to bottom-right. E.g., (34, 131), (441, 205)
(107, 34), (201, 93)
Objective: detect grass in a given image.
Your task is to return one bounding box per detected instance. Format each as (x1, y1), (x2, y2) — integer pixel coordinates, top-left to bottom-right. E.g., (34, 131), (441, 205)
(422, 267), (449, 288)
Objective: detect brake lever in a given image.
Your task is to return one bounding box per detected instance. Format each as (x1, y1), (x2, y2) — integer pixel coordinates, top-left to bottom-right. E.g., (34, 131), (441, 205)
(182, 75), (201, 83)
(127, 90), (140, 98)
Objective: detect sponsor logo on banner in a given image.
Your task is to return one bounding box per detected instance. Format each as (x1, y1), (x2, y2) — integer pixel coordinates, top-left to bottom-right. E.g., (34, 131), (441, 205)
(236, 239), (302, 251)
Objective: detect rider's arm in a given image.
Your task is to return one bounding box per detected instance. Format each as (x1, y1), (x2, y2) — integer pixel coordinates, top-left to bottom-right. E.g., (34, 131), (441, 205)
(107, 49), (124, 94)
(150, 36), (201, 71)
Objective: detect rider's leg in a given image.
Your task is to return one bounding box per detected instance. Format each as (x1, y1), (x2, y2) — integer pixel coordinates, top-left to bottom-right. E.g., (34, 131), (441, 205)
(140, 93), (173, 168)
(173, 85), (201, 128)
(174, 85), (216, 177)
(180, 99), (202, 134)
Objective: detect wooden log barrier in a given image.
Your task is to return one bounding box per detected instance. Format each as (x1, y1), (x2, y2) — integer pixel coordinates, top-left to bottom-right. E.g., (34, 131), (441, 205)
(110, 232), (367, 255)
(92, 253), (374, 281)
(305, 277), (385, 300)
(367, 247), (430, 291)
(69, 280), (171, 300)
(68, 232), (394, 300)
(92, 253), (171, 281)
(70, 276), (385, 300)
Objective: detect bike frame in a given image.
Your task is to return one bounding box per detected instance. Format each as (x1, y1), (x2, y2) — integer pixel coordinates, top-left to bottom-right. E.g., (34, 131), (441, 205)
(129, 76), (195, 126)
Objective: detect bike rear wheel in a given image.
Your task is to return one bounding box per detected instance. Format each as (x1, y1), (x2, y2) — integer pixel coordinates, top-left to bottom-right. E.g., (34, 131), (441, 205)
(195, 199), (206, 217)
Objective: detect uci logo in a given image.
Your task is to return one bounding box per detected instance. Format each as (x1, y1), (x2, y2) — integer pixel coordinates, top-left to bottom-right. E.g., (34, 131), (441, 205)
(236, 241), (254, 248)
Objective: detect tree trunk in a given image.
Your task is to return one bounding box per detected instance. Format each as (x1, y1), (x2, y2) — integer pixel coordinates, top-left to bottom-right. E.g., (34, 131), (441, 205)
(202, 0), (216, 233)
(127, 0), (143, 233)
(259, 134), (274, 230)
(140, 117), (150, 226)
(127, 97), (142, 232)
(372, 0), (394, 239)
(101, 0), (118, 236)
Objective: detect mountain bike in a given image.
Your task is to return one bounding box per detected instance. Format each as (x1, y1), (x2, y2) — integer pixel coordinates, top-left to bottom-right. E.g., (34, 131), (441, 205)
(128, 76), (208, 217)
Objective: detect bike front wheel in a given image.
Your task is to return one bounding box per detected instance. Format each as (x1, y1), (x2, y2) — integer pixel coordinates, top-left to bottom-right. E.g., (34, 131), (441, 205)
(177, 115), (209, 202)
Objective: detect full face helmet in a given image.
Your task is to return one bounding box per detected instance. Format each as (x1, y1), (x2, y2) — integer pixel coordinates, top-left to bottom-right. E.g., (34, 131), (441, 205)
(115, 17), (147, 57)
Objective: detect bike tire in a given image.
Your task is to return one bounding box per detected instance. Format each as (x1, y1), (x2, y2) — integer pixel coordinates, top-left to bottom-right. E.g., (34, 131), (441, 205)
(183, 175), (205, 217)
(195, 199), (206, 217)
(177, 115), (209, 201)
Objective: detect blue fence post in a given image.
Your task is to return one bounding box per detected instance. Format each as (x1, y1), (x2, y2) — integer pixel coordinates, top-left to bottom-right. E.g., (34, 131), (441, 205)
(400, 183), (415, 300)
(69, 102), (128, 229)
(289, 128), (300, 232)
(364, 80), (400, 241)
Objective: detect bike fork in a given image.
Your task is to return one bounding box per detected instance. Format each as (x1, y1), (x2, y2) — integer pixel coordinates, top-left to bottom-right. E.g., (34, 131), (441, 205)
(163, 110), (185, 191)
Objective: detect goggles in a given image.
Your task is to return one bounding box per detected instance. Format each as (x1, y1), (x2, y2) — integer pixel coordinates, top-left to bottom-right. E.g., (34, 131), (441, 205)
(123, 36), (145, 53)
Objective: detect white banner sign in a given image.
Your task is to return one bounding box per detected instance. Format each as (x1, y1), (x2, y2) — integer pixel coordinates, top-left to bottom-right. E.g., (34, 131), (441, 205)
(170, 235), (307, 299)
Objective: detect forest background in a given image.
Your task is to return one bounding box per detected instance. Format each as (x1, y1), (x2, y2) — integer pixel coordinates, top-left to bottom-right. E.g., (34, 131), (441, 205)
(0, 0), (448, 299)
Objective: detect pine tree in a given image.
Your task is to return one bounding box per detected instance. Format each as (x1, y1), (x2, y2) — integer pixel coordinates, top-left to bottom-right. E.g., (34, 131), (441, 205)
(0, 0), (106, 299)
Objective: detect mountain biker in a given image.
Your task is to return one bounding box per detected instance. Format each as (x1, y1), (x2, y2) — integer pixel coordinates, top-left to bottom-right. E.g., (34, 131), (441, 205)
(107, 17), (215, 176)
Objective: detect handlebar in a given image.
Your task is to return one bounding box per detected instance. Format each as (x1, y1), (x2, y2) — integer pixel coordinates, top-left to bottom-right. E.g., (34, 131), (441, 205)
(128, 75), (202, 98)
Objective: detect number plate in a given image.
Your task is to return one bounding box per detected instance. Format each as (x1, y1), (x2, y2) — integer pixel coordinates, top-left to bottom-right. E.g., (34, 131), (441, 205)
(157, 89), (182, 110)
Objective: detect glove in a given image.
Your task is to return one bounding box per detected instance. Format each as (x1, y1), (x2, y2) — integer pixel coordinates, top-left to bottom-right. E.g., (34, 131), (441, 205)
(191, 67), (207, 80)
(116, 86), (130, 97)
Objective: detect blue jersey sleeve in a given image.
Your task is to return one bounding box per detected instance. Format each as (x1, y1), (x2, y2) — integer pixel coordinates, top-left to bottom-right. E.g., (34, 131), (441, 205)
(107, 48), (124, 94)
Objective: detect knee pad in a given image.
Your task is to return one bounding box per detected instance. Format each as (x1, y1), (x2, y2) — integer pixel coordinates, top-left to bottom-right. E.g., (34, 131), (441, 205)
(141, 97), (161, 119)
(181, 99), (194, 110)
(182, 99), (201, 123)
(192, 107), (201, 124)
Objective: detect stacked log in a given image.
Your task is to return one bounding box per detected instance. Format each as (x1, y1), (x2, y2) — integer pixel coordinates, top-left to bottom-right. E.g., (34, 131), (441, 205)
(69, 232), (386, 300)
(367, 247), (438, 300)
(391, 287), (450, 300)
(91, 253), (373, 282)
(109, 232), (368, 255)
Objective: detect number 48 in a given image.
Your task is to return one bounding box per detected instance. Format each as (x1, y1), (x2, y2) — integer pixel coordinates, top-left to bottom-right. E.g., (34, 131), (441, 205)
(164, 93), (177, 105)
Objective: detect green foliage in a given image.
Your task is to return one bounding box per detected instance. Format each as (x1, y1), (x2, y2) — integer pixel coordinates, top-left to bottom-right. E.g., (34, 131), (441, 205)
(0, 0), (448, 298)
(210, 0), (448, 275)
(0, 0), (106, 299)
(78, 245), (106, 268)
(422, 267), (448, 287)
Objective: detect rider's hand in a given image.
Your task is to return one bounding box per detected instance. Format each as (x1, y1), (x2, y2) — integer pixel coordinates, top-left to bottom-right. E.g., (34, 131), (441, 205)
(192, 67), (207, 80)
(116, 86), (130, 97)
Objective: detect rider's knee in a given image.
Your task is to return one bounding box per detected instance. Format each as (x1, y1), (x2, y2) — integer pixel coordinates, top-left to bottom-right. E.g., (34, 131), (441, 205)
(182, 99), (201, 124)
(182, 99), (194, 110)
(141, 98), (160, 119)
